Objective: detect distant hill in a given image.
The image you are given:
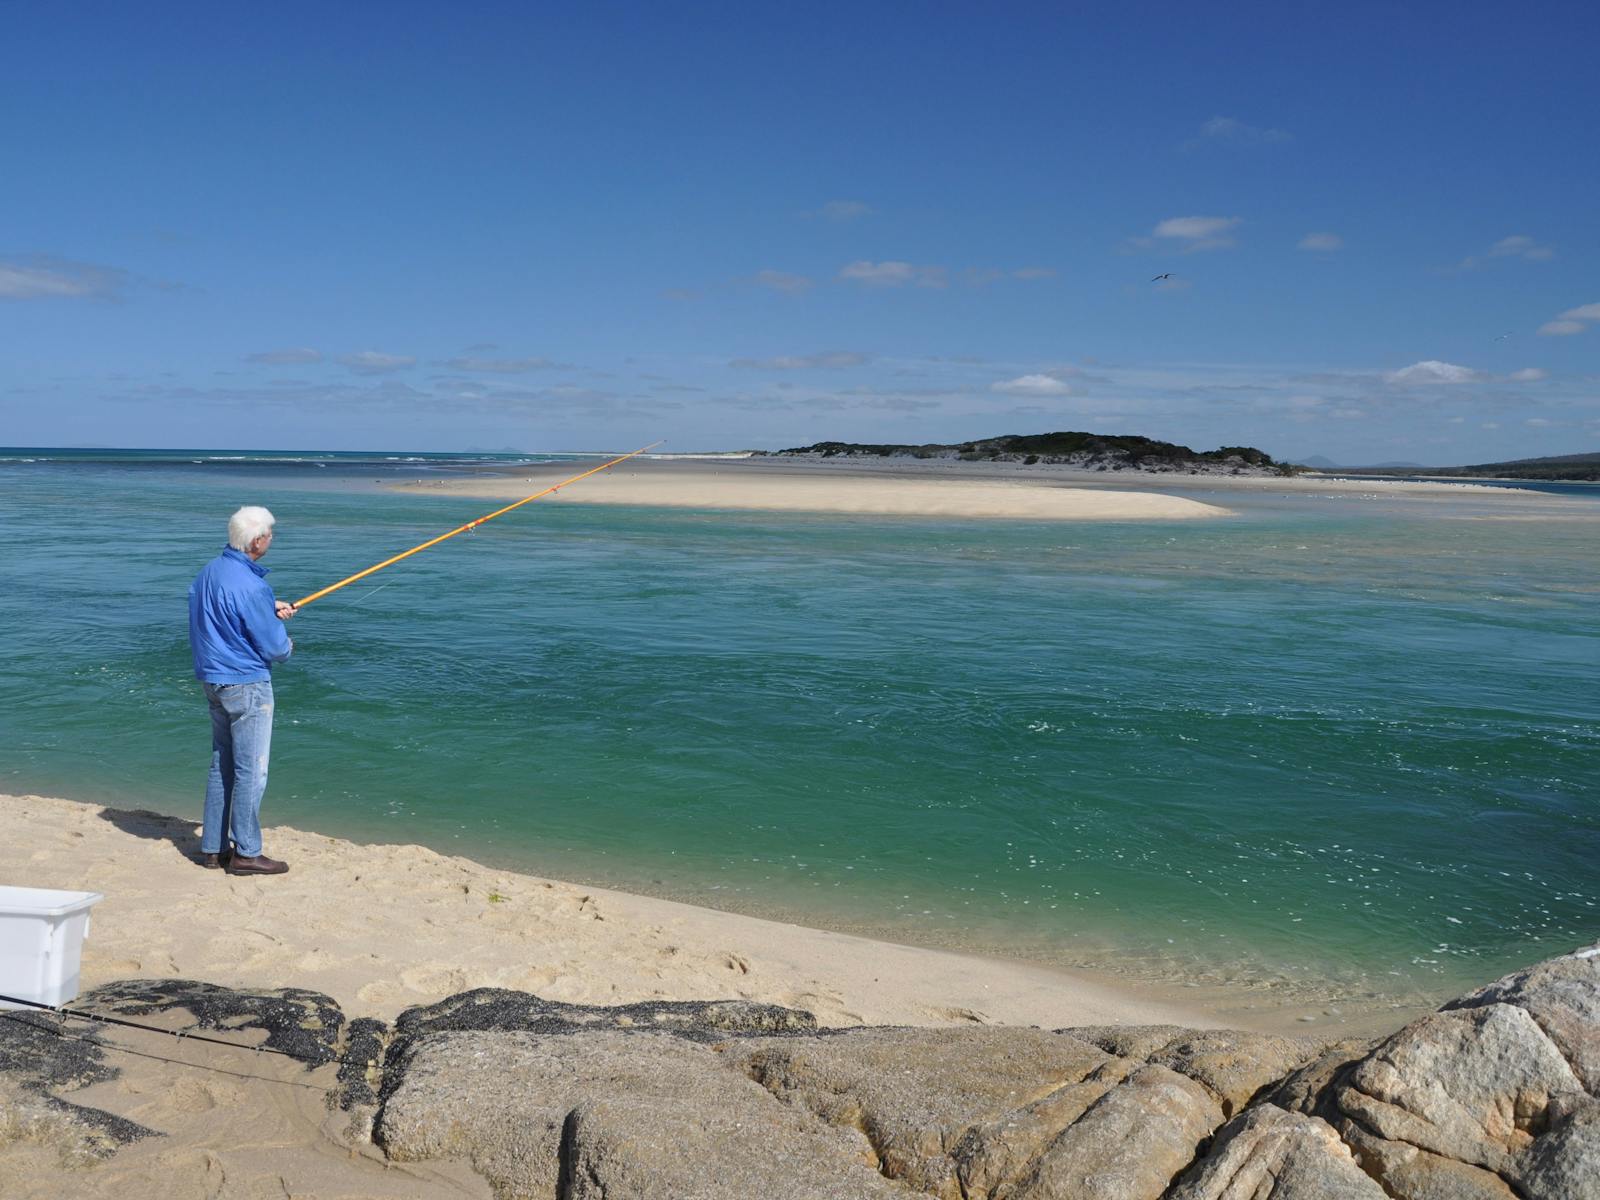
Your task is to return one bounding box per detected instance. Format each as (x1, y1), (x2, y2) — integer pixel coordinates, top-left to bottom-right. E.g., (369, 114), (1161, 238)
(1335, 451), (1600, 482)
(757, 431), (1294, 475)
(1455, 452), (1600, 480)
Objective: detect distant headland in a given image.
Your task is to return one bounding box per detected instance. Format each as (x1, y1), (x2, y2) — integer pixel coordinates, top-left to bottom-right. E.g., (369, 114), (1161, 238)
(1317, 450), (1600, 482)
(755, 431), (1295, 476)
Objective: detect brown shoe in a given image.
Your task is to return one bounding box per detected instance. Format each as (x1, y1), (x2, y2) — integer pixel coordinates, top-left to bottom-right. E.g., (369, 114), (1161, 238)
(227, 854), (289, 876)
(200, 849), (234, 869)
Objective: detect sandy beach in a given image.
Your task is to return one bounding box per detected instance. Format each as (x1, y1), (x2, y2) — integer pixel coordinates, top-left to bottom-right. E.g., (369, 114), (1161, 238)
(2, 791), (1433, 1196)
(395, 453), (1588, 522)
(3, 793), (1381, 1036)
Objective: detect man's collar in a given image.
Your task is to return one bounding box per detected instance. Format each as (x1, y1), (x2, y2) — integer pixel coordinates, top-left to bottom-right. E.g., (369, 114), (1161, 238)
(222, 545), (270, 576)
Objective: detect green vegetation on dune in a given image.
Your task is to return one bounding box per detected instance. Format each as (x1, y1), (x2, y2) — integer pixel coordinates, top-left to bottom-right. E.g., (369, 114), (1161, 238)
(759, 431), (1295, 475)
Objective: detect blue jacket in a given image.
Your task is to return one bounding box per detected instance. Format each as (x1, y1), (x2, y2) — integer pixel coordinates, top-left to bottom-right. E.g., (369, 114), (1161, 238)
(188, 547), (293, 683)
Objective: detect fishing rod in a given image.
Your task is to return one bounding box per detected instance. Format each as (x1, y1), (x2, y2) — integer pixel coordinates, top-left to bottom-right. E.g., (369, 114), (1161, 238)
(290, 440), (663, 610)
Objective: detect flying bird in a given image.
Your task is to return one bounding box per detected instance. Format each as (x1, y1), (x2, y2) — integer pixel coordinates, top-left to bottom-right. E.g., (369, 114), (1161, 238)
(1151, 273), (1174, 282)
(1494, 332), (1511, 341)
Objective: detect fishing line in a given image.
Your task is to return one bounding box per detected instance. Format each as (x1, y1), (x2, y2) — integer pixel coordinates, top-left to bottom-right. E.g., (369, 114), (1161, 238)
(0, 993), (362, 1073)
(0, 1010), (334, 1092)
(348, 580), (393, 606)
(292, 441), (662, 610)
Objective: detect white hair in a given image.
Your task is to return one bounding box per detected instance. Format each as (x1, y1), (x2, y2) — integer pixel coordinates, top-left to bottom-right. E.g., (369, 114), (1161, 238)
(227, 506), (276, 552)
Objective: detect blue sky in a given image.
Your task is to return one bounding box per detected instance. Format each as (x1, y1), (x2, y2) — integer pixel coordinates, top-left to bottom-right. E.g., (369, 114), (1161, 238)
(4, 1), (1597, 463)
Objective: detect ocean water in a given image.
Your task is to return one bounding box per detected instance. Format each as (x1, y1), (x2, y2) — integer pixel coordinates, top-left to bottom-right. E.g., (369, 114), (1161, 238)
(2, 449), (1597, 1006)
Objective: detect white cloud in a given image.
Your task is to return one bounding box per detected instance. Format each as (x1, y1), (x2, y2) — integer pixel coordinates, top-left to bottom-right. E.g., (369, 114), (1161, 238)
(1386, 360), (1484, 385)
(808, 200), (873, 222)
(1460, 234), (1556, 269)
(1525, 417), (1553, 427)
(990, 373), (1073, 396)
(1187, 116), (1293, 148)
(337, 350), (416, 374)
(752, 269), (813, 294)
(0, 255), (126, 300)
(730, 352), (871, 370)
(1537, 302), (1600, 336)
(1298, 232), (1343, 252)
(246, 347), (322, 365)
(1152, 215), (1241, 252)
(1488, 235), (1555, 261)
(1012, 266), (1056, 280)
(443, 356), (564, 373)
(838, 261), (947, 288)
(1506, 367), (1548, 382)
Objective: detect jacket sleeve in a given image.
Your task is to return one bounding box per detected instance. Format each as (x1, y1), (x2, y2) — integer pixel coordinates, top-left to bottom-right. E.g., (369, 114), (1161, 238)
(239, 585), (294, 664)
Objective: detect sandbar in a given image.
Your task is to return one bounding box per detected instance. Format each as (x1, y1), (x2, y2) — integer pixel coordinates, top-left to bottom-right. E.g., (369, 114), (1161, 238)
(395, 453), (1592, 521)
(398, 457), (1232, 519)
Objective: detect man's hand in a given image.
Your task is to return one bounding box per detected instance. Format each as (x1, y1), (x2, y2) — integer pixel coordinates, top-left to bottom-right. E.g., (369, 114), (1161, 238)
(275, 601), (299, 620)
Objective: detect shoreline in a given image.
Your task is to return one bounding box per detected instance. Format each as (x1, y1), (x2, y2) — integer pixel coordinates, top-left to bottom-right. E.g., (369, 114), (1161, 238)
(1, 792), (1431, 1039)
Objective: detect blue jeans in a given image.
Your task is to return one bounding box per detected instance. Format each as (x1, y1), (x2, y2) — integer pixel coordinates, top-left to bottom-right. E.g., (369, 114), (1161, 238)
(202, 680), (274, 858)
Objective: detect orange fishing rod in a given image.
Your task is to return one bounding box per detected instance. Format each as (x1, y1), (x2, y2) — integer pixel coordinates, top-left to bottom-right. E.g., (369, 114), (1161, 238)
(290, 441), (663, 609)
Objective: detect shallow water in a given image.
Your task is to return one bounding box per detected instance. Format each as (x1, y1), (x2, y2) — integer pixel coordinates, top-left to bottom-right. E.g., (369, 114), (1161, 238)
(2, 451), (1596, 1005)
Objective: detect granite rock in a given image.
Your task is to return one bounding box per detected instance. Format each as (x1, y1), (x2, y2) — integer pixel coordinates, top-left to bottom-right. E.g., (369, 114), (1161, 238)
(731, 1026), (1118, 1196)
(375, 1028), (899, 1199)
(1070, 1024), (1326, 1116)
(1167, 1104), (1388, 1200)
(1442, 941), (1600, 1094)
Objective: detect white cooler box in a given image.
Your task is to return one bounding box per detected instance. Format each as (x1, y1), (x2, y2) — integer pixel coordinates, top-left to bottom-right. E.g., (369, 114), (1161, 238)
(0, 886), (104, 1010)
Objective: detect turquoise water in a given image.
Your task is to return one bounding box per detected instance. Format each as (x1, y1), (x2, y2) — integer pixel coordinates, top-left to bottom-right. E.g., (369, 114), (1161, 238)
(2, 451), (1597, 1004)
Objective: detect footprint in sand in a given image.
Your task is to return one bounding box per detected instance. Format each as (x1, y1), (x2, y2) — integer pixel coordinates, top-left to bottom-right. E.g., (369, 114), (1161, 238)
(784, 989), (864, 1025)
(932, 1006), (990, 1025)
(399, 965), (469, 994)
(356, 979), (402, 1007)
(171, 1074), (241, 1113)
(293, 948), (340, 972)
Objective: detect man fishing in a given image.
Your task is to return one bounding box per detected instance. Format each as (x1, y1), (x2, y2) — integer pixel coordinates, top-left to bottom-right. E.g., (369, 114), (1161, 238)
(188, 506), (298, 875)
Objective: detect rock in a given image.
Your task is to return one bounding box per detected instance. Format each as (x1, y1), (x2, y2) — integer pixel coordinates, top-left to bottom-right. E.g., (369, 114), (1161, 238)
(1442, 941), (1600, 1094)
(1512, 1091), (1600, 1200)
(1338, 1121), (1518, 1199)
(375, 1028), (899, 1199)
(1069, 1025), (1327, 1116)
(393, 987), (817, 1042)
(1261, 1040), (1375, 1114)
(335, 1015), (389, 1110)
(1167, 1104), (1388, 1200)
(1007, 1063), (1221, 1200)
(560, 1094), (902, 1200)
(731, 1026), (1118, 1197)
(1331, 1004), (1582, 1175)
(951, 1062), (1132, 1196)
(10, 945), (1598, 1199)
(85, 978), (346, 1067)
